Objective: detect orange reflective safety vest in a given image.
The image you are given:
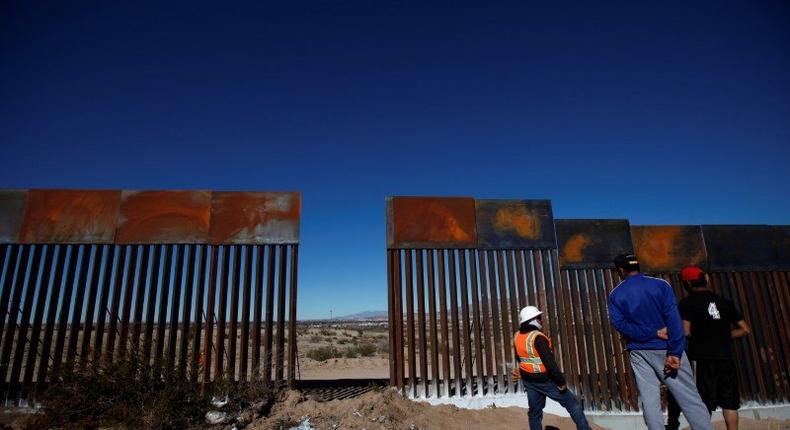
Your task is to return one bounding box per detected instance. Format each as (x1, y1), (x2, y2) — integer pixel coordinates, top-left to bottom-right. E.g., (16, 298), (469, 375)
(514, 330), (552, 374)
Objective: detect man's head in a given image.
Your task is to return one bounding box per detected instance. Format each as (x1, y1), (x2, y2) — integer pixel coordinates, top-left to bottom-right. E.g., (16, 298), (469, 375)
(519, 305), (542, 325)
(613, 253), (640, 279)
(680, 266), (708, 292)
(518, 306), (543, 331)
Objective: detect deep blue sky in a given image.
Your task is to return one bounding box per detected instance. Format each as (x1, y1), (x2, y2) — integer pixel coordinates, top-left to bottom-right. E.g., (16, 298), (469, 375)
(2, 1), (789, 319)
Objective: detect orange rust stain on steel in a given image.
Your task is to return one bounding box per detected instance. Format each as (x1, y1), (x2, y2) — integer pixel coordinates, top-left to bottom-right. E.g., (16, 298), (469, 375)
(19, 189), (121, 243)
(494, 206), (541, 239)
(633, 226), (679, 269)
(562, 234), (592, 262)
(632, 226), (706, 271)
(116, 191), (211, 243)
(209, 192), (300, 244)
(392, 197), (476, 246)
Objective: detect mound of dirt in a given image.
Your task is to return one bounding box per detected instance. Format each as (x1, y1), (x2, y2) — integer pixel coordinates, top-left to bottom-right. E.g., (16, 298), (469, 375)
(248, 388), (607, 430)
(707, 418), (790, 430)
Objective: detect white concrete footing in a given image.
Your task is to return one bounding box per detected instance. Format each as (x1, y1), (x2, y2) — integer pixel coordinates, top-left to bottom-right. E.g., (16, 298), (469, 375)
(414, 393), (790, 430)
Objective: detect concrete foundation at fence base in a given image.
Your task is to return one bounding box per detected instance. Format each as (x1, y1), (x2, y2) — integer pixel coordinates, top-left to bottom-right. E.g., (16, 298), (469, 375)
(415, 394), (790, 430)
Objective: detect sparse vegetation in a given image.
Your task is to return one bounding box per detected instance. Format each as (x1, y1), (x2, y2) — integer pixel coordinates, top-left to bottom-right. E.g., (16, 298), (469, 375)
(355, 342), (377, 357)
(307, 345), (342, 361)
(26, 353), (278, 430)
(27, 354), (209, 430)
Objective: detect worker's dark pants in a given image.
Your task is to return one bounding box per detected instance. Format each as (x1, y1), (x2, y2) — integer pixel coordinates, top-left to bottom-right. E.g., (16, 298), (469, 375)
(522, 380), (592, 430)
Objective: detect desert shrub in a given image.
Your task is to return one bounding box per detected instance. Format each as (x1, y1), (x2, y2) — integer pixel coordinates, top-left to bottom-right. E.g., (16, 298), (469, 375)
(319, 329), (332, 336)
(377, 339), (390, 354)
(211, 375), (277, 417)
(338, 338), (350, 345)
(306, 345), (341, 362)
(309, 335), (321, 343)
(356, 342), (377, 357)
(343, 347), (358, 358)
(27, 354), (209, 430)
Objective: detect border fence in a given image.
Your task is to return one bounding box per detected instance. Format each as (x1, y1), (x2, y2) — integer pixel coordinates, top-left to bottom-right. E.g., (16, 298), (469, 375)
(0, 189), (300, 403)
(386, 196), (790, 411)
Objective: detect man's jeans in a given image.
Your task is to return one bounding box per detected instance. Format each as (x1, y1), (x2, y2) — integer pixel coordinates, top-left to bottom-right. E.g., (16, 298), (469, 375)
(522, 380), (592, 430)
(629, 350), (713, 430)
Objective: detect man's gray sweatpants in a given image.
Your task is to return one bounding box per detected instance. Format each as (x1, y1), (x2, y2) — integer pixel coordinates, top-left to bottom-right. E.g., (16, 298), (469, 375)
(629, 350), (713, 430)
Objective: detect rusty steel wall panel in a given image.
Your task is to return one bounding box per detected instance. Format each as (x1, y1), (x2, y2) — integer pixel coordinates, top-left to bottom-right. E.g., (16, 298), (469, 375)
(385, 202), (790, 408)
(19, 190), (121, 244)
(0, 189), (300, 403)
(556, 219), (633, 270)
(703, 225), (777, 271)
(209, 192), (300, 244)
(426, 251), (440, 397)
(287, 246), (299, 387)
(0, 243), (299, 402)
(0, 190), (27, 243)
(631, 225), (706, 272)
(415, 250), (429, 397)
(475, 199), (555, 249)
(7, 189), (301, 245)
(387, 197), (477, 249)
(116, 191), (211, 244)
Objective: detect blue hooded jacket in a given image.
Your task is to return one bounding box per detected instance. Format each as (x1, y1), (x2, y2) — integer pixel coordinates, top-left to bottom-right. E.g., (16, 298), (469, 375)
(608, 273), (685, 357)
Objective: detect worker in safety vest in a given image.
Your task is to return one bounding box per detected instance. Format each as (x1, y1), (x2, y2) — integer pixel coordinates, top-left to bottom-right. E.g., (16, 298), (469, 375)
(514, 305), (592, 430)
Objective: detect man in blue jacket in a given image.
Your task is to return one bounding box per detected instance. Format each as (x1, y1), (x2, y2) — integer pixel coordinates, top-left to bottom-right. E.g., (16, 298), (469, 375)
(608, 253), (712, 430)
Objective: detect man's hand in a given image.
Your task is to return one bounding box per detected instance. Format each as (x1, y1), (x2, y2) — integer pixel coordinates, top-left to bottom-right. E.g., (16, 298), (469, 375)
(557, 384), (567, 392)
(511, 367), (520, 383)
(664, 355), (681, 376)
(657, 327), (668, 340)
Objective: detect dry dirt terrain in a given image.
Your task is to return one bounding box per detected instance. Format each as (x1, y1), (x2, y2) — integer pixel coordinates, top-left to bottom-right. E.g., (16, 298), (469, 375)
(250, 388), (609, 430)
(248, 389), (790, 430)
(2, 389), (788, 429)
(296, 323), (389, 380)
(1, 323), (786, 429)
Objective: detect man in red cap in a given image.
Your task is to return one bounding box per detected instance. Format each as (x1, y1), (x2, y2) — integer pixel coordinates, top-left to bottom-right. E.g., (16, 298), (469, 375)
(666, 266), (751, 430)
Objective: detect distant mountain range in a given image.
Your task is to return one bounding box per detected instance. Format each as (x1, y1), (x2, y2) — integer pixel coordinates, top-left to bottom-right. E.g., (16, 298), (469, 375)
(335, 310), (388, 320)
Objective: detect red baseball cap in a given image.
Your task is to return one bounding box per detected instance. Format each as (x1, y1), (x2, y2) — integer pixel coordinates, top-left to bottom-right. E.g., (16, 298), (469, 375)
(680, 266), (705, 282)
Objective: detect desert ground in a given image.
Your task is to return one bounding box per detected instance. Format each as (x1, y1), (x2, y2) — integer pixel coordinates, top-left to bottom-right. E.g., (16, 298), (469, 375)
(1, 321), (787, 429)
(295, 321), (389, 380)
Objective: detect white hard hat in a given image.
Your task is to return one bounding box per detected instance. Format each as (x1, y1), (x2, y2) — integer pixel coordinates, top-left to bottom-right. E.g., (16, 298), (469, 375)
(519, 306), (542, 324)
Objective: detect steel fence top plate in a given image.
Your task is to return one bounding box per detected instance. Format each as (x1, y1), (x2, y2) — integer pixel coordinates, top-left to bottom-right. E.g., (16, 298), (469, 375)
(773, 225), (790, 270)
(19, 189), (121, 244)
(556, 219), (633, 269)
(209, 192), (300, 244)
(631, 225), (706, 273)
(475, 199), (555, 249)
(116, 190), (211, 244)
(0, 190), (27, 243)
(702, 225), (776, 271)
(387, 196), (477, 249)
